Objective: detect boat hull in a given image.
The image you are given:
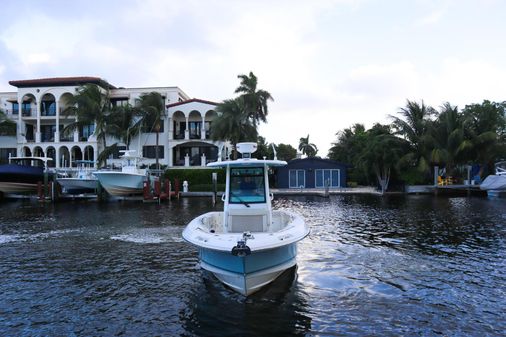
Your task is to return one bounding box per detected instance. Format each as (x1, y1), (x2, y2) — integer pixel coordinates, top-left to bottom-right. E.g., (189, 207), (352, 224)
(93, 172), (146, 196)
(487, 190), (506, 198)
(0, 164), (45, 194)
(57, 178), (98, 194)
(199, 243), (298, 296)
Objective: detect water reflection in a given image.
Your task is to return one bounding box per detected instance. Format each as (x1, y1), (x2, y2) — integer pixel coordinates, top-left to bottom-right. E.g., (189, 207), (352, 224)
(0, 195), (505, 335)
(182, 267), (312, 337)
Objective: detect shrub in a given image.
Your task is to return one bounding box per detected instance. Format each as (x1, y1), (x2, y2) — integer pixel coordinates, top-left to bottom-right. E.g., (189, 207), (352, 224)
(163, 168), (226, 190)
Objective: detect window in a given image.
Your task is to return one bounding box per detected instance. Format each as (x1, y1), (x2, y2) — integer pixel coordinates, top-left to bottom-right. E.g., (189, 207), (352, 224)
(40, 125), (56, 142)
(111, 98), (129, 107)
(205, 121), (212, 138)
(289, 169), (305, 188)
(79, 124), (95, 141)
(315, 169), (340, 187)
(12, 102), (19, 114)
(41, 101), (56, 116)
(229, 167), (266, 203)
(143, 146), (164, 159)
(189, 121), (201, 139)
(0, 148), (17, 164)
(142, 115), (164, 133)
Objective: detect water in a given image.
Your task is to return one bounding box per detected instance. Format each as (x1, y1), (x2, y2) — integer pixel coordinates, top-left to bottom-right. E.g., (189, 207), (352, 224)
(0, 195), (504, 336)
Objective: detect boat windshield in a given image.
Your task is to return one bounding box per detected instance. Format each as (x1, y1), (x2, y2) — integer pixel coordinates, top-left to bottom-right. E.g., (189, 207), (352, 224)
(12, 158), (45, 168)
(229, 167), (266, 204)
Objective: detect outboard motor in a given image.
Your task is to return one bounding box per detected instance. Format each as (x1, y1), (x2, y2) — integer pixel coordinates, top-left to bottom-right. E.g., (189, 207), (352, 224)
(231, 240), (251, 257)
(231, 232), (253, 256)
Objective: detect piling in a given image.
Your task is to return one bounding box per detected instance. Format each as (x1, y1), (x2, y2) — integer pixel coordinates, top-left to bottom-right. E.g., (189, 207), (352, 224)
(143, 181), (152, 200)
(212, 172), (218, 206)
(174, 178), (180, 199)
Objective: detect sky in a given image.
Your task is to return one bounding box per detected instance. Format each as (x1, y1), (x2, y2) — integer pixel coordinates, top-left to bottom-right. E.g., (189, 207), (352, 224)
(1, 0), (505, 156)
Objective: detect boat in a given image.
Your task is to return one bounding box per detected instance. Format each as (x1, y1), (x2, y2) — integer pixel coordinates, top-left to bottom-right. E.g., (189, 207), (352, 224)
(0, 156), (53, 194)
(57, 160), (98, 195)
(182, 142), (309, 296)
(480, 161), (506, 197)
(93, 150), (148, 196)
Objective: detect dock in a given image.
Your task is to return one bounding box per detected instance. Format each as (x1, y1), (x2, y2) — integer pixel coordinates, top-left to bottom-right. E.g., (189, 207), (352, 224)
(406, 184), (486, 196)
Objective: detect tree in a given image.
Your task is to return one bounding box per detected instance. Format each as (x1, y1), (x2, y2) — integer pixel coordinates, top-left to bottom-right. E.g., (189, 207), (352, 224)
(429, 102), (470, 176)
(328, 124), (368, 184)
(63, 84), (114, 167)
(102, 104), (144, 163)
(462, 100), (506, 177)
(298, 134), (318, 157)
(275, 143), (297, 162)
(235, 71), (273, 125)
(0, 108), (16, 136)
(137, 92), (166, 173)
(358, 124), (406, 194)
(210, 97), (257, 159)
(390, 100), (436, 182)
(255, 136), (273, 159)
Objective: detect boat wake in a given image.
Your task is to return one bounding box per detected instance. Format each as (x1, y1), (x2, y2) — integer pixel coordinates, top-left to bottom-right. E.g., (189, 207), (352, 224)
(110, 228), (182, 244)
(0, 229), (80, 244)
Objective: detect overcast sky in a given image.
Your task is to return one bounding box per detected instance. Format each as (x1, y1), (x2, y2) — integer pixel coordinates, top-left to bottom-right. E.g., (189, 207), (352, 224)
(1, 0), (505, 156)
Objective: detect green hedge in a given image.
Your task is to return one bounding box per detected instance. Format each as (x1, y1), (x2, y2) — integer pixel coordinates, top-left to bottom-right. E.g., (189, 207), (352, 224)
(163, 168), (226, 190)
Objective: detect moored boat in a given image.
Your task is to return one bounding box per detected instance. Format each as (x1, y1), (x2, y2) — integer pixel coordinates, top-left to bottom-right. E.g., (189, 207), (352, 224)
(480, 161), (506, 198)
(93, 150), (148, 196)
(182, 142), (309, 296)
(57, 160), (98, 195)
(0, 156), (53, 194)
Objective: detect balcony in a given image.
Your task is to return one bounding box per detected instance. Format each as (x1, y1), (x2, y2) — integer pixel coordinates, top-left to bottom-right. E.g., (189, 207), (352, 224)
(21, 108), (36, 117)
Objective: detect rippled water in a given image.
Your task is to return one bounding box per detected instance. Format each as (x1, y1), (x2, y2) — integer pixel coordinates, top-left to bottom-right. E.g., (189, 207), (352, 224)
(0, 195), (504, 336)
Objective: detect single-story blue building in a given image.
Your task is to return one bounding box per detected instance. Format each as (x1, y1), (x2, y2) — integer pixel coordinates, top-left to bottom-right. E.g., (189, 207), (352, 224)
(276, 157), (349, 188)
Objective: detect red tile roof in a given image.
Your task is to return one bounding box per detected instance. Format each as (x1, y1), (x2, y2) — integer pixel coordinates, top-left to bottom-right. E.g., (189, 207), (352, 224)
(9, 76), (116, 89)
(167, 98), (218, 108)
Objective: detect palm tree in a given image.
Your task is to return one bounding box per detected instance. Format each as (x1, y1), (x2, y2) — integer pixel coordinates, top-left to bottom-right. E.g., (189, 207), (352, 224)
(102, 104), (144, 164)
(235, 71), (273, 125)
(298, 134), (318, 157)
(429, 102), (470, 176)
(210, 97), (257, 159)
(136, 92), (166, 173)
(390, 100), (436, 179)
(63, 84), (114, 167)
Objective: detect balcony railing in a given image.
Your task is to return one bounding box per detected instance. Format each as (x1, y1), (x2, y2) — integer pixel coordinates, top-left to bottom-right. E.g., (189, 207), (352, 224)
(22, 108), (36, 117)
(189, 132), (201, 139)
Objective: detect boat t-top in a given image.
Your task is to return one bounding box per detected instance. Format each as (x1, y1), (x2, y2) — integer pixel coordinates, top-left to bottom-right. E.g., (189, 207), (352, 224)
(182, 142), (309, 295)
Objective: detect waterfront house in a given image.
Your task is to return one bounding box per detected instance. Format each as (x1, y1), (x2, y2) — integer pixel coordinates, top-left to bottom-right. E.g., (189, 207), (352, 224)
(0, 76), (227, 168)
(276, 157), (349, 188)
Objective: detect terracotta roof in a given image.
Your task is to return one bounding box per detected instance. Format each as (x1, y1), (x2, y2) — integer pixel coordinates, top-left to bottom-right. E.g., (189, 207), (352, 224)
(8, 76), (116, 89)
(167, 98), (218, 108)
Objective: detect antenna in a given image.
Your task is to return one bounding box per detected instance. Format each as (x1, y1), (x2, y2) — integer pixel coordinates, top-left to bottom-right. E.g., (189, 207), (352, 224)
(271, 143), (277, 160)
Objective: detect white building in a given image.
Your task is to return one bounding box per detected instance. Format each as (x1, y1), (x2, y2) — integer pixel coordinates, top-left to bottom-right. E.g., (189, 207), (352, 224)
(0, 76), (226, 168)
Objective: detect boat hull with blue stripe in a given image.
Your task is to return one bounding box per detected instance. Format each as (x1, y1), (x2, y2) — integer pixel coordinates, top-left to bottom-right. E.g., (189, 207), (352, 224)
(182, 143), (309, 296)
